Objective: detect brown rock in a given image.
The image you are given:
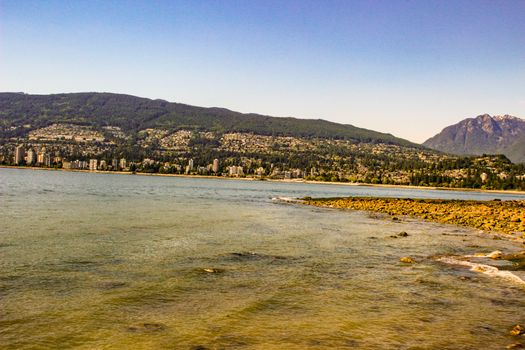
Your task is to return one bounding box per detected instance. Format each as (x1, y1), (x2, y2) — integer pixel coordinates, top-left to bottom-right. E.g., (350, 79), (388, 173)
(511, 324), (525, 336)
(400, 257), (416, 263)
(487, 250), (503, 259)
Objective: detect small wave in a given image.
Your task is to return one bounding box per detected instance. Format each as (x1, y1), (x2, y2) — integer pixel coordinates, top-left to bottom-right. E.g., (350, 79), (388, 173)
(437, 256), (525, 286)
(271, 196), (298, 203)
(464, 250), (502, 259)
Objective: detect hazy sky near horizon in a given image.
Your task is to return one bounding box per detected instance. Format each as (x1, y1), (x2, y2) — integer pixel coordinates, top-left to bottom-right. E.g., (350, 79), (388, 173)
(1, 0), (524, 143)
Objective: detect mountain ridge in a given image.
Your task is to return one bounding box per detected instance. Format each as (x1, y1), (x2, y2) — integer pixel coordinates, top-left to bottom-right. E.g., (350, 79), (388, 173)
(423, 114), (525, 163)
(0, 92), (418, 147)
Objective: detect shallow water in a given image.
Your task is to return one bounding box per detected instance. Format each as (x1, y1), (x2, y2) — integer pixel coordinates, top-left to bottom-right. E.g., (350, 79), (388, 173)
(1, 168), (525, 349)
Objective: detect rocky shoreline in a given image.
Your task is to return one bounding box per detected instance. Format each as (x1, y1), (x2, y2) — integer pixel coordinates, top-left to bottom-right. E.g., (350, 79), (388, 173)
(301, 196), (525, 236)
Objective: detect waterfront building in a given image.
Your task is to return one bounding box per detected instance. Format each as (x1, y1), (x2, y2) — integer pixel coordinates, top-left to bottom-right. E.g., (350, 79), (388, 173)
(228, 165), (244, 177)
(89, 159), (98, 171)
(256, 167), (265, 176)
(64, 159), (86, 170)
(36, 147), (47, 166)
(37, 147), (46, 164)
(26, 148), (36, 165)
(14, 145), (25, 165)
(99, 160), (107, 170)
(212, 158), (219, 173)
(292, 169), (303, 178)
(119, 158), (127, 170)
(197, 166), (208, 175)
(43, 154), (51, 167)
(185, 158), (194, 174)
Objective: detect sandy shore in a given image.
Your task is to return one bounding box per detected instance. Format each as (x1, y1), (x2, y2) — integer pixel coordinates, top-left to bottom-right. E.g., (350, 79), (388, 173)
(2, 165), (525, 196)
(301, 196), (525, 236)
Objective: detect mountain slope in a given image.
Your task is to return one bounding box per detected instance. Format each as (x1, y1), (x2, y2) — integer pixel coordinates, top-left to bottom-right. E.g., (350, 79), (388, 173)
(0, 92), (418, 147)
(423, 114), (525, 163)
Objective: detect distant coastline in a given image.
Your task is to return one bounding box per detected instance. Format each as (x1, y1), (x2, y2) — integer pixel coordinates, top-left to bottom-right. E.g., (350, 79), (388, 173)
(2, 165), (525, 196)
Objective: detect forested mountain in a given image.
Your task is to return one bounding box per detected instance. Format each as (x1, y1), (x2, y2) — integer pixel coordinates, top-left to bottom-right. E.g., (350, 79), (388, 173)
(423, 114), (525, 163)
(0, 92), (417, 146)
(2, 93), (525, 190)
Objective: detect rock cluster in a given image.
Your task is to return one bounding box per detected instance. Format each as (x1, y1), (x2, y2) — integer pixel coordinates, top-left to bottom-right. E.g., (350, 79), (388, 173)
(303, 197), (525, 235)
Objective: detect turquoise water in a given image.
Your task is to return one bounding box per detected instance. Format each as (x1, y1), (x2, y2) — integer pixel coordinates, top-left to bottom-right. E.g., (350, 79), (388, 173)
(1, 168), (524, 349)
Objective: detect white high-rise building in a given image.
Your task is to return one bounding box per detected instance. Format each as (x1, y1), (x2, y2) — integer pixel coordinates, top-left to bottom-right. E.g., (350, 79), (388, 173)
(14, 145), (25, 165)
(43, 154), (51, 167)
(26, 148), (36, 165)
(212, 158), (219, 173)
(89, 159), (98, 171)
(37, 147), (47, 164)
(228, 165), (244, 177)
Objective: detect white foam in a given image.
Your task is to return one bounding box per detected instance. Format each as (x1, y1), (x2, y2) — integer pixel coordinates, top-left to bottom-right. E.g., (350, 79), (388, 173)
(272, 196), (296, 202)
(464, 250), (502, 259)
(437, 256), (525, 286)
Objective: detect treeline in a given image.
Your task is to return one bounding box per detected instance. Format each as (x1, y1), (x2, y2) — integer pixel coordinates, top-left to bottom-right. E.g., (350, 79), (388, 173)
(409, 155), (525, 190)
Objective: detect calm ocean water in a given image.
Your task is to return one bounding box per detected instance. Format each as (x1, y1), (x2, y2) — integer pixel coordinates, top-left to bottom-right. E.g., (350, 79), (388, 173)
(1, 168), (525, 349)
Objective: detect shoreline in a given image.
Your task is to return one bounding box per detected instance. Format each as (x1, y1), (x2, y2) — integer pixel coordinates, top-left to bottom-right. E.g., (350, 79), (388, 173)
(301, 196), (525, 237)
(2, 164), (525, 195)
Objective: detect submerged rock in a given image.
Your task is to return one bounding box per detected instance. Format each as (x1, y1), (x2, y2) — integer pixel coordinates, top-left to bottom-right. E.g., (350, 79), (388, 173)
(225, 252), (288, 262)
(507, 343), (524, 349)
(400, 256), (416, 263)
(97, 281), (127, 290)
(389, 232), (409, 238)
(127, 323), (167, 333)
(203, 268), (223, 273)
(438, 256), (525, 285)
(503, 251), (525, 260)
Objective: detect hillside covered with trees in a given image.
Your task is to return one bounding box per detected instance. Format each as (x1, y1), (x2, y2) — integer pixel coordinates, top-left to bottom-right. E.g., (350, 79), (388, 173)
(1, 92), (524, 191)
(0, 92), (417, 146)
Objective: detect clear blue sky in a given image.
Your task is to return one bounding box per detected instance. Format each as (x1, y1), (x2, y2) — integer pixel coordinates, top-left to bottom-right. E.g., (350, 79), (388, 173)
(1, 0), (524, 142)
